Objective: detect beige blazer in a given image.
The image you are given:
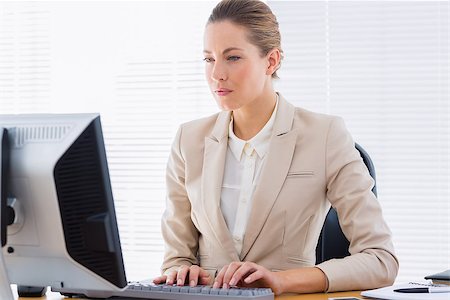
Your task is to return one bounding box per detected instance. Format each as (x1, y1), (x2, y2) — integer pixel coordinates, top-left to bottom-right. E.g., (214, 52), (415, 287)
(161, 94), (398, 292)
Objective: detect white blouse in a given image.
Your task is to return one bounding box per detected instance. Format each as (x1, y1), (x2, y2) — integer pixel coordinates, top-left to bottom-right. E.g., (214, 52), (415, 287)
(220, 98), (279, 254)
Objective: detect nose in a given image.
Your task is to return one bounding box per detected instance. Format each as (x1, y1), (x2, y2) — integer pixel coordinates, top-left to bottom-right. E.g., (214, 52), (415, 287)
(211, 61), (227, 82)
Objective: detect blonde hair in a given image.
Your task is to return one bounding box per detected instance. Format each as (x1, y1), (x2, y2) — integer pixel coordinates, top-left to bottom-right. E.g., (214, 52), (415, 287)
(207, 0), (284, 79)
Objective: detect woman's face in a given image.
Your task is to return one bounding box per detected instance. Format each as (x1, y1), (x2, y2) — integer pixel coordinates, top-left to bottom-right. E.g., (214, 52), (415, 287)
(203, 21), (273, 111)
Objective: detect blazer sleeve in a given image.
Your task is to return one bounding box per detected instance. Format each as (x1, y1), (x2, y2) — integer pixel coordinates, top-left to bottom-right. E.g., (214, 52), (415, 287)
(316, 117), (399, 292)
(160, 126), (199, 275)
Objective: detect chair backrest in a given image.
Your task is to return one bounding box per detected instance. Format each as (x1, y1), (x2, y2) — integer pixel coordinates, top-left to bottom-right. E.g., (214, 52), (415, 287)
(315, 143), (377, 264)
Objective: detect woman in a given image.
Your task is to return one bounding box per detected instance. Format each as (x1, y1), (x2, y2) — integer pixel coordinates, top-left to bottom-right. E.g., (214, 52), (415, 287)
(153, 0), (398, 295)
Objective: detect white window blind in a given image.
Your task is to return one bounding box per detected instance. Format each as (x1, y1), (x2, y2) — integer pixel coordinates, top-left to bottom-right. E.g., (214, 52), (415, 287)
(0, 3), (51, 112)
(269, 1), (449, 282)
(1, 0), (448, 284)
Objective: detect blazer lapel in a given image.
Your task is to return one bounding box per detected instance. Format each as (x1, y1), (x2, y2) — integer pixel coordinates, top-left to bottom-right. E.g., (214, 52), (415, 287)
(240, 95), (297, 260)
(201, 111), (240, 261)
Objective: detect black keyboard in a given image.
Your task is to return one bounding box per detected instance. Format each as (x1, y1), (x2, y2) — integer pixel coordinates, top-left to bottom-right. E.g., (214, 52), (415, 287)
(56, 282), (274, 300)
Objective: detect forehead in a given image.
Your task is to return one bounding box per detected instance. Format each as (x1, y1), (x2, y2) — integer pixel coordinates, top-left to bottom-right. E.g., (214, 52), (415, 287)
(204, 20), (256, 53)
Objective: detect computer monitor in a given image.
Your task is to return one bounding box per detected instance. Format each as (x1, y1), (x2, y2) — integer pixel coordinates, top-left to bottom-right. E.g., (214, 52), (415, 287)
(0, 114), (127, 299)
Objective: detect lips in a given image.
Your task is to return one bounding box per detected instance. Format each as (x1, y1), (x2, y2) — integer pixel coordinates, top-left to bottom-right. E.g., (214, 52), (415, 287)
(215, 88), (233, 96)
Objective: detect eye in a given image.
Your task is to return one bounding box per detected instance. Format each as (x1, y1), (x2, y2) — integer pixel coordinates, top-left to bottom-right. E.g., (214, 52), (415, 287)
(227, 56), (241, 62)
(203, 57), (214, 63)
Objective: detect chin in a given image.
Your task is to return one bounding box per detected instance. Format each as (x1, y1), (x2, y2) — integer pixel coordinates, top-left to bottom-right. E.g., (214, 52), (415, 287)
(217, 102), (240, 112)
(217, 104), (233, 112)
(214, 97), (239, 111)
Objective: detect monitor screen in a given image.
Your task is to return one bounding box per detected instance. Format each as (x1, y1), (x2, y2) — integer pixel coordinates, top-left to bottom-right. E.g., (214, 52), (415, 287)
(0, 114), (127, 296)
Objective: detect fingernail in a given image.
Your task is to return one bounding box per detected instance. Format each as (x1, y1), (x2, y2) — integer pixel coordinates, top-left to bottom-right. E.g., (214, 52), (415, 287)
(223, 283), (228, 289)
(177, 279), (182, 285)
(213, 282), (219, 289)
(190, 280), (195, 287)
(229, 278), (236, 286)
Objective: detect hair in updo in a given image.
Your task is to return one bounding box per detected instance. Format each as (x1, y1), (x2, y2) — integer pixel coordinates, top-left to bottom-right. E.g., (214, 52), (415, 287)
(207, 0), (284, 78)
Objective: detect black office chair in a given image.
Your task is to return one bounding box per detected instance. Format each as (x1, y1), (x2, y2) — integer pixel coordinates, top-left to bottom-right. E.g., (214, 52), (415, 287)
(315, 143), (377, 264)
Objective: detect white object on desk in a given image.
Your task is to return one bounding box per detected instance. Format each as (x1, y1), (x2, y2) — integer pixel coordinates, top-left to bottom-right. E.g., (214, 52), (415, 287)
(0, 245), (13, 300)
(361, 282), (450, 300)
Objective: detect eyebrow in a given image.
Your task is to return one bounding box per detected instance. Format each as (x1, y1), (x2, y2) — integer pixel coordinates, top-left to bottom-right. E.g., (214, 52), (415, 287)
(203, 47), (244, 54)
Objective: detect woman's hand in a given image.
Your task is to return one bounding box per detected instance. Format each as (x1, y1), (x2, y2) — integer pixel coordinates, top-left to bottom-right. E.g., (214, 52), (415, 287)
(213, 261), (284, 295)
(153, 265), (213, 286)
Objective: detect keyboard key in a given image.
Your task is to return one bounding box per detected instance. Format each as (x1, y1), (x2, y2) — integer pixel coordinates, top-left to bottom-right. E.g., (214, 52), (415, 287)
(241, 290), (254, 296)
(201, 286), (211, 294)
(170, 286), (180, 292)
(228, 289), (241, 296)
(219, 289), (229, 295)
(189, 286), (202, 293)
(150, 285), (162, 291)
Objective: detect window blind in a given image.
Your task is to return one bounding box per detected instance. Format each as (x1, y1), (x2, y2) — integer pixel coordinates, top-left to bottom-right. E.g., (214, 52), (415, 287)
(0, 3), (51, 112)
(1, 0), (448, 284)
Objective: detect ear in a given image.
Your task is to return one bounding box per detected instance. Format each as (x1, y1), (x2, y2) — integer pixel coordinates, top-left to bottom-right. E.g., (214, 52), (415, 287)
(266, 48), (281, 76)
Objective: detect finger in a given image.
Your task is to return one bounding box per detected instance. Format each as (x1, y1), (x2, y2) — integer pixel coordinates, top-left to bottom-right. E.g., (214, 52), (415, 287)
(176, 265), (190, 286)
(165, 270), (177, 285)
(244, 269), (265, 284)
(213, 265), (228, 289)
(152, 275), (167, 284)
(188, 265), (200, 286)
(222, 262), (243, 288)
(229, 262), (256, 286)
(198, 268), (212, 285)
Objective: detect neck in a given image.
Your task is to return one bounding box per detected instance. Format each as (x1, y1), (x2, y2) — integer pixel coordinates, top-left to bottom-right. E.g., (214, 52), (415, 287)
(232, 92), (277, 141)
